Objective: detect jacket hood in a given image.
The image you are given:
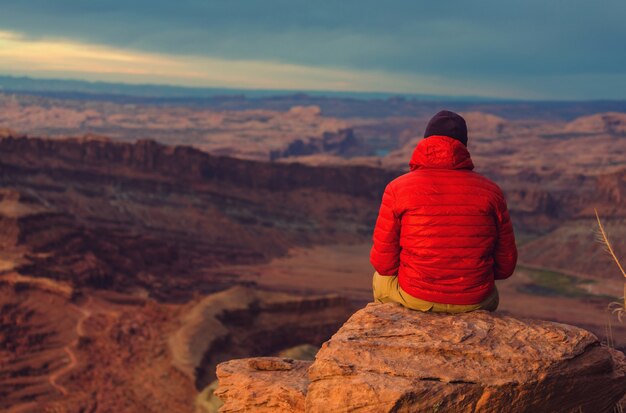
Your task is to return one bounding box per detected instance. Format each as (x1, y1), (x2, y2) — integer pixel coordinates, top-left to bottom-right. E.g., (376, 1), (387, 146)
(409, 135), (474, 171)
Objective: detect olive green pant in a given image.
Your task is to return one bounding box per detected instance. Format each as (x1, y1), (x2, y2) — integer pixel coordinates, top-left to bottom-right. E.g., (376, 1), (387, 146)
(372, 272), (499, 313)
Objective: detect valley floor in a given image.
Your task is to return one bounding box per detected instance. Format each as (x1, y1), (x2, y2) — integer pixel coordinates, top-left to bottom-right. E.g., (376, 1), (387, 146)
(216, 243), (626, 348)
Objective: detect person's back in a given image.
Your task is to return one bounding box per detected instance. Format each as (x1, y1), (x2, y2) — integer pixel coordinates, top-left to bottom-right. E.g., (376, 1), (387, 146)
(370, 110), (517, 312)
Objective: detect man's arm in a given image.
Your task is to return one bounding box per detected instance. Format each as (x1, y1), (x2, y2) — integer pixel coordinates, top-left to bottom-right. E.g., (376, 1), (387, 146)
(370, 183), (401, 276)
(493, 192), (518, 280)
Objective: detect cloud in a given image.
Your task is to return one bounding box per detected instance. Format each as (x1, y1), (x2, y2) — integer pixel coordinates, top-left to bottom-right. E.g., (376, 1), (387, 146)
(0, 30), (533, 97)
(1, 0), (626, 98)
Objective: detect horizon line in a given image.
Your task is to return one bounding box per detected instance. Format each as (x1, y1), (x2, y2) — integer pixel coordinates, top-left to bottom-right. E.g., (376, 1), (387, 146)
(4, 73), (625, 104)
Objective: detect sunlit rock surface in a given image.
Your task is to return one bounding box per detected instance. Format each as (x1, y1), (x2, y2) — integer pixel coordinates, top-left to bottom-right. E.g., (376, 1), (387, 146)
(217, 303), (626, 413)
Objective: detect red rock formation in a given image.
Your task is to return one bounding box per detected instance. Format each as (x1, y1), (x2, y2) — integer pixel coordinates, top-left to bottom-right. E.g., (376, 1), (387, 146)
(597, 168), (626, 205)
(0, 134), (396, 299)
(0, 281), (352, 412)
(216, 303), (626, 412)
(169, 286), (353, 390)
(270, 128), (359, 160)
(1, 131), (624, 301)
(461, 111), (508, 138)
(0, 134), (395, 197)
(565, 112), (626, 135)
(0, 94), (353, 160)
(215, 358), (311, 413)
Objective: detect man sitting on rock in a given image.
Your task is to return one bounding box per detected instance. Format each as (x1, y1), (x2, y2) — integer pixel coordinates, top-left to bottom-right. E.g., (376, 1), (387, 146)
(371, 110), (517, 313)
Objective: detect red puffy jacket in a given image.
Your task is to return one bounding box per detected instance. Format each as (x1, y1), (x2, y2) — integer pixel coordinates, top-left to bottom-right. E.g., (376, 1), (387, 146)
(370, 135), (517, 305)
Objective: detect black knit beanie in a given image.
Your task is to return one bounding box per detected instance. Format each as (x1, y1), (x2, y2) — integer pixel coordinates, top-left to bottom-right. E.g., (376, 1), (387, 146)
(423, 110), (468, 146)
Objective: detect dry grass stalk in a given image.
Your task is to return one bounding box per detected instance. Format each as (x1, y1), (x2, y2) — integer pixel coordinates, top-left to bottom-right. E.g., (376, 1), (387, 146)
(594, 208), (626, 322)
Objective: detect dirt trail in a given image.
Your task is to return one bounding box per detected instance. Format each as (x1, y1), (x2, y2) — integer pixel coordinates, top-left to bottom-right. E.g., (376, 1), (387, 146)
(48, 297), (93, 396)
(7, 402), (39, 413)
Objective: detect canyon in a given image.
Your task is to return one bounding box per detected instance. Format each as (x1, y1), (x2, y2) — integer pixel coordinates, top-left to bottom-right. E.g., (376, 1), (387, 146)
(1, 92), (626, 412)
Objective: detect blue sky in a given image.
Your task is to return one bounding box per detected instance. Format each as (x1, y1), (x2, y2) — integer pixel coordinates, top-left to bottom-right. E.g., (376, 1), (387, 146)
(0, 0), (624, 99)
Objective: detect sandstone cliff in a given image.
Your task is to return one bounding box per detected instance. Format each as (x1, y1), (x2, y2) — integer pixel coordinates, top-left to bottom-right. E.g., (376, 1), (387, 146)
(169, 286), (353, 389)
(216, 303), (626, 412)
(269, 128), (359, 160)
(0, 134), (395, 299)
(564, 112), (626, 135)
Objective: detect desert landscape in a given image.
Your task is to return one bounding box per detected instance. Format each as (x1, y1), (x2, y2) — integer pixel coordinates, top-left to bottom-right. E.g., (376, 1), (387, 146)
(1, 89), (626, 412)
(2, 1), (626, 410)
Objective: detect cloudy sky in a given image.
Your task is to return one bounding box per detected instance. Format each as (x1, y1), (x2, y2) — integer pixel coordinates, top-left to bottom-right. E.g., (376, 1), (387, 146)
(0, 0), (624, 99)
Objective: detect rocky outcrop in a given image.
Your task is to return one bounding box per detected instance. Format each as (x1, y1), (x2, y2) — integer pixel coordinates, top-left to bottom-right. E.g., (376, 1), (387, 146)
(461, 111), (508, 137)
(0, 95), (356, 161)
(215, 358), (311, 413)
(270, 128), (359, 160)
(597, 168), (626, 205)
(216, 303), (626, 412)
(565, 112), (626, 135)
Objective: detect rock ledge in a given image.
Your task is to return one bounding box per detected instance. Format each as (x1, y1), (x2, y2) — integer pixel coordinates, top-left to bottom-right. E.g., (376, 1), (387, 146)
(216, 303), (626, 412)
